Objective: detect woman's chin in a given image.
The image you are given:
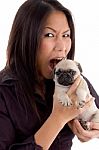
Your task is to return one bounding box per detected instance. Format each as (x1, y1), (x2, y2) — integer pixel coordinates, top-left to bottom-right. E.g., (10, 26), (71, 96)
(42, 65), (53, 79)
(44, 70), (53, 79)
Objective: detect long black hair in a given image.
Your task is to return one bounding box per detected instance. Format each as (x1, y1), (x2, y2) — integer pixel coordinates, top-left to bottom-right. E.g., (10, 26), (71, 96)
(6, 0), (75, 115)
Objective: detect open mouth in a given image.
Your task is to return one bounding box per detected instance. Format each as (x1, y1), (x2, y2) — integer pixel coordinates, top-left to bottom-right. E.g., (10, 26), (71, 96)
(49, 58), (63, 70)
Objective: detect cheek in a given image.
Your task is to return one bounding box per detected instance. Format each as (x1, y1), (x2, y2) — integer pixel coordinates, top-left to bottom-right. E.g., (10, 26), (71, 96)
(67, 38), (72, 49)
(39, 39), (53, 53)
(66, 38), (72, 54)
(36, 40), (51, 66)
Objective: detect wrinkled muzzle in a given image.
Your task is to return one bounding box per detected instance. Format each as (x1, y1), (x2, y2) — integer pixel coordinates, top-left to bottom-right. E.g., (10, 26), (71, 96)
(55, 69), (76, 86)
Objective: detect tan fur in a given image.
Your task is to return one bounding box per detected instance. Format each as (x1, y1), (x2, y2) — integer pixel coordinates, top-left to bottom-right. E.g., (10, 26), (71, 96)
(54, 59), (99, 130)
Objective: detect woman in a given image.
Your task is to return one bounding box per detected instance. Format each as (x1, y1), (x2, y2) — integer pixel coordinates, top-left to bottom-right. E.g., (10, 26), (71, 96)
(0, 0), (99, 149)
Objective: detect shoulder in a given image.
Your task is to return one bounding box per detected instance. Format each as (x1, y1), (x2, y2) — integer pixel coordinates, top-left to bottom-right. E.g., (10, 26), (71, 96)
(0, 68), (18, 103)
(0, 68), (19, 124)
(0, 67), (36, 117)
(0, 67), (17, 86)
(0, 68), (20, 111)
(0, 68), (28, 118)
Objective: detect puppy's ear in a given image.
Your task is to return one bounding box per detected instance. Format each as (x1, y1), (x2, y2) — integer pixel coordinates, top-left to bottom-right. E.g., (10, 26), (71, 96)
(75, 61), (83, 73)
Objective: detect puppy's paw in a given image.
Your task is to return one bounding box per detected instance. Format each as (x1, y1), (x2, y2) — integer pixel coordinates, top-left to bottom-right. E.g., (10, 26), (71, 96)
(77, 99), (86, 108)
(59, 94), (73, 107)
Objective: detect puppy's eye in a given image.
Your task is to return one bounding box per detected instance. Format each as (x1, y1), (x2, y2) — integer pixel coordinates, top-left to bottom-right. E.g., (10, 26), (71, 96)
(56, 69), (63, 76)
(67, 69), (76, 76)
(71, 70), (76, 76)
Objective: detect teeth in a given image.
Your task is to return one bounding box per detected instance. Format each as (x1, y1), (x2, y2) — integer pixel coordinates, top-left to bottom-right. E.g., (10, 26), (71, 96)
(56, 58), (63, 60)
(56, 57), (66, 61)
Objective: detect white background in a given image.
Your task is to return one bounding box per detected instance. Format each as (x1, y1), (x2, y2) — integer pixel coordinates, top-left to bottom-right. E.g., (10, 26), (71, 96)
(0, 0), (99, 149)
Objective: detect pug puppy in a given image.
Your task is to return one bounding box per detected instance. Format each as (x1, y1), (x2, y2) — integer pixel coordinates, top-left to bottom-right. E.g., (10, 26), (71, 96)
(53, 59), (99, 130)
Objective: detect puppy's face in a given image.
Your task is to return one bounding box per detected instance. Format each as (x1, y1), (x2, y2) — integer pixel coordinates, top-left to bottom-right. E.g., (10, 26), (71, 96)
(54, 59), (82, 86)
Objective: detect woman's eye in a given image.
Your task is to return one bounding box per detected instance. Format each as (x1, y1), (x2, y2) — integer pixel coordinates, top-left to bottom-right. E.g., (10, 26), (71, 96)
(63, 34), (70, 37)
(44, 33), (54, 37)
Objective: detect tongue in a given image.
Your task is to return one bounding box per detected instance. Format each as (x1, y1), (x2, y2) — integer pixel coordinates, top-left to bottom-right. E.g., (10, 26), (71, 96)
(50, 60), (55, 69)
(50, 62), (54, 69)
(50, 59), (61, 69)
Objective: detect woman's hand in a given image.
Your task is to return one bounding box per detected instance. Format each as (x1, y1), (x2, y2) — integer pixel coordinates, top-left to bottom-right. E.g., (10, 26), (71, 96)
(67, 76), (99, 142)
(52, 76), (93, 126)
(68, 119), (99, 142)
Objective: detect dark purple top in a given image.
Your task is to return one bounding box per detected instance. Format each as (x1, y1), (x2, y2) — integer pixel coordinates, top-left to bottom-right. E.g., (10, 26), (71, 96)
(0, 68), (99, 150)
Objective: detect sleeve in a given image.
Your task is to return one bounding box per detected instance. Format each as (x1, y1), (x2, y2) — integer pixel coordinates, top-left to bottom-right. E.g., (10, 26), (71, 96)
(83, 76), (99, 108)
(0, 92), (43, 150)
(9, 136), (43, 150)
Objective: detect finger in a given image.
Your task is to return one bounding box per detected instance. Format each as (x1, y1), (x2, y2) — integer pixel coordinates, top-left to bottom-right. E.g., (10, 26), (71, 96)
(77, 103), (90, 115)
(68, 120), (74, 130)
(72, 120), (90, 141)
(74, 119), (99, 139)
(70, 94), (77, 104)
(73, 120), (92, 140)
(74, 119), (86, 133)
(90, 122), (99, 130)
(80, 97), (94, 111)
(77, 137), (90, 142)
(74, 119), (90, 135)
(73, 119), (99, 141)
(69, 119), (94, 141)
(67, 76), (81, 96)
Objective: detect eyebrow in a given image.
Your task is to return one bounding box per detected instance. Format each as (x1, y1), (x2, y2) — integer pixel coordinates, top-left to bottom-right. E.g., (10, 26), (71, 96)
(45, 27), (70, 34)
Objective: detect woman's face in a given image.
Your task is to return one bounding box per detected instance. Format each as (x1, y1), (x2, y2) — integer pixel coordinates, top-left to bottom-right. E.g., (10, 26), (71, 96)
(36, 11), (71, 79)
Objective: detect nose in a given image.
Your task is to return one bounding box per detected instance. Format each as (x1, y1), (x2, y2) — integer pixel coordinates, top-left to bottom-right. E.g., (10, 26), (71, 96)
(54, 37), (66, 54)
